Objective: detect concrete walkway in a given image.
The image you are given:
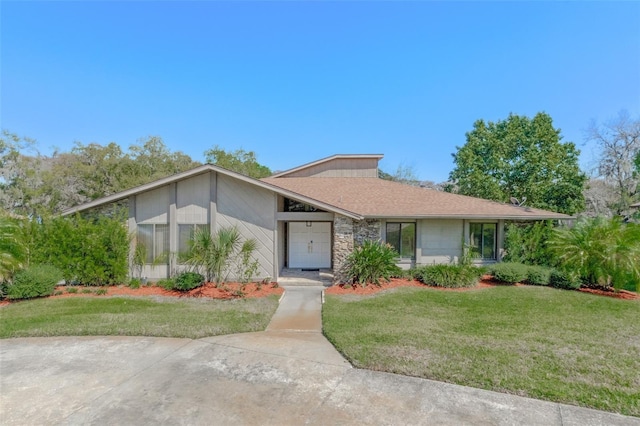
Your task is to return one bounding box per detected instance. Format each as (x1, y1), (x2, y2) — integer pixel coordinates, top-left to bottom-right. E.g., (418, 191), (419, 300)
(1, 283), (638, 425)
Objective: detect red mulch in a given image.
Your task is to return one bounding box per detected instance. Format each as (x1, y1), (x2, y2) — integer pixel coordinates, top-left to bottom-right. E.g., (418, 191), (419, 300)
(324, 276), (638, 300)
(0, 282), (283, 307)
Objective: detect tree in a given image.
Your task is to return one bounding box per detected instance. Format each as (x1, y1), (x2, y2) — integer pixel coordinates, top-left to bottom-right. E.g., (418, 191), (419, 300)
(587, 111), (640, 216)
(448, 113), (587, 215)
(204, 146), (271, 178)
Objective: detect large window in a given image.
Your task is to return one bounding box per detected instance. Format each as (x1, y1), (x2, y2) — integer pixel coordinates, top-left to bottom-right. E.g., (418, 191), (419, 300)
(469, 223), (496, 260)
(137, 224), (169, 264)
(178, 224), (210, 256)
(386, 222), (416, 259)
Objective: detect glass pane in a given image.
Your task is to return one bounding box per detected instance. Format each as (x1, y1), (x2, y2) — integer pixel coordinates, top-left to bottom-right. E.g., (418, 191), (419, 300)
(155, 224), (169, 264)
(469, 223), (482, 258)
(178, 224), (192, 256)
(400, 223), (416, 258)
(137, 224), (154, 263)
(482, 224), (496, 259)
(386, 223), (401, 254)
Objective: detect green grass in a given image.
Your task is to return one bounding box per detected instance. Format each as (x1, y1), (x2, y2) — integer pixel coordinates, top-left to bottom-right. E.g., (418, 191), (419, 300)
(0, 296), (280, 339)
(323, 286), (640, 417)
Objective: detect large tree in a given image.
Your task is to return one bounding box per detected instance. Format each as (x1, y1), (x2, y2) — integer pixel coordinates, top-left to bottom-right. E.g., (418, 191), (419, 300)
(204, 146), (271, 178)
(448, 112), (586, 215)
(587, 111), (640, 215)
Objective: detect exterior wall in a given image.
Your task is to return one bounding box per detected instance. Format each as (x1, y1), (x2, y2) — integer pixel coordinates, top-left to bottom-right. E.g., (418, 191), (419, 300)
(353, 219), (381, 245)
(332, 215), (354, 283)
(283, 158), (378, 178)
(176, 173), (209, 224)
(216, 174), (277, 280)
(136, 186), (170, 224)
(416, 219), (464, 265)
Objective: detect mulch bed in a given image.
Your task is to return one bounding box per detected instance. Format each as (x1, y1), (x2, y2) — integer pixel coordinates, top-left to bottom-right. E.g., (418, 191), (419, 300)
(324, 277), (638, 300)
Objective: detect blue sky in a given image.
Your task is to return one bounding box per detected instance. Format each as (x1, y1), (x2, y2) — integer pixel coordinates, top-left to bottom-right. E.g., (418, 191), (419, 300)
(2, 1), (639, 182)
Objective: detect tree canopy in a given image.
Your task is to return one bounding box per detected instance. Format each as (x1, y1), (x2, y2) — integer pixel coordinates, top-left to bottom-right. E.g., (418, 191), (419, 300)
(586, 111), (640, 216)
(204, 146), (271, 179)
(448, 113), (586, 215)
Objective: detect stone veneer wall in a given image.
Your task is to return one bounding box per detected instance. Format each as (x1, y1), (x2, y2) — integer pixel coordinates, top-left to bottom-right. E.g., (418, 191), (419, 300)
(353, 219), (382, 246)
(332, 217), (382, 283)
(332, 215), (354, 283)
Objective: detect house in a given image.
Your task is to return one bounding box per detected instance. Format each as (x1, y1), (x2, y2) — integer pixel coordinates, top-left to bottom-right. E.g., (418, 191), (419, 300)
(63, 154), (570, 282)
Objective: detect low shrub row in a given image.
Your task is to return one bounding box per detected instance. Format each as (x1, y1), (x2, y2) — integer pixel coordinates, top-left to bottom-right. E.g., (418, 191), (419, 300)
(414, 264), (483, 288)
(489, 262), (581, 290)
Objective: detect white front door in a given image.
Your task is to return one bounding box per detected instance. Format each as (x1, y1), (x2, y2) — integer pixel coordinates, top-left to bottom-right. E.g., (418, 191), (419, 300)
(288, 222), (331, 268)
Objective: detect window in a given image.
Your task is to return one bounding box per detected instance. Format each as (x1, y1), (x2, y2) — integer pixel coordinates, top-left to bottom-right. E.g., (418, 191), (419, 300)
(178, 224), (210, 256)
(386, 222), (416, 259)
(137, 224), (169, 264)
(284, 198), (325, 212)
(469, 223), (496, 260)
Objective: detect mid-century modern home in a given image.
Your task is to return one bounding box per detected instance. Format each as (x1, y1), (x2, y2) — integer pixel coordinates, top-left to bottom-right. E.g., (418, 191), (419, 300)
(63, 154), (570, 282)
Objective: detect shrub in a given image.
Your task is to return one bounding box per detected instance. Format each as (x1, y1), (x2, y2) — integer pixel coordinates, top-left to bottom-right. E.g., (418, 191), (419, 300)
(490, 262), (529, 284)
(549, 217), (640, 291)
(415, 264), (482, 288)
(549, 269), (582, 290)
(28, 213), (129, 286)
(128, 278), (141, 289)
(174, 272), (204, 291)
(6, 265), (63, 300)
(503, 221), (555, 266)
(95, 288), (108, 295)
(157, 278), (175, 291)
(66, 287), (78, 294)
(344, 240), (401, 286)
(525, 265), (552, 286)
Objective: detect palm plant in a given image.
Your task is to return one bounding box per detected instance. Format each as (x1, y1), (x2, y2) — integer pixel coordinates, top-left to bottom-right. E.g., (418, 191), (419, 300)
(0, 216), (26, 282)
(549, 217), (640, 291)
(183, 226), (258, 286)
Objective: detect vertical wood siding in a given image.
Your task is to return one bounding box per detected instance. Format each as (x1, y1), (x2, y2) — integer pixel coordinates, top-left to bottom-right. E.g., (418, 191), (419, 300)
(216, 175), (276, 278)
(176, 173), (210, 224)
(136, 186), (170, 223)
(284, 158), (378, 177)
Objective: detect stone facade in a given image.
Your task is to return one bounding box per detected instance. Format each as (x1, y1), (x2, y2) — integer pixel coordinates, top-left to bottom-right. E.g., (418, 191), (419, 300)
(353, 219), (382, 246)
(332, 217), (383, 283)
(332, 215), (354, 283)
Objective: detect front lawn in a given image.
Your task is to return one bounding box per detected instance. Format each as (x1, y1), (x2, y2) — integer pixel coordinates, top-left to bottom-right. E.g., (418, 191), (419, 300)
(323, 286), (640, 417)
(0, 295), (280, 339)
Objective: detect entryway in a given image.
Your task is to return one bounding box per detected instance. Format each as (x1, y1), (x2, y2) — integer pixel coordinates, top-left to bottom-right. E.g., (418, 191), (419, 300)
(288, 222), (331, 269)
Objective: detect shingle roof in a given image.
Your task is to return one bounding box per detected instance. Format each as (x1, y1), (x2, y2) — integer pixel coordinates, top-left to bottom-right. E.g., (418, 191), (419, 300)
(261, 177), (571, 220)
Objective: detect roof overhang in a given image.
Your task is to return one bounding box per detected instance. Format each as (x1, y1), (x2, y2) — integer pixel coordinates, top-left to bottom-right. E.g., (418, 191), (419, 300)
(62, 164), (364, 220)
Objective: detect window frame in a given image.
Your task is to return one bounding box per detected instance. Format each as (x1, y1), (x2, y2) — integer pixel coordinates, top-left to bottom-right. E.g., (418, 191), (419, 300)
(177, 224), (210, 262)
(136, 223), (169, 264)
(385, 222), (416, 260)
(468, 222), (497, 260)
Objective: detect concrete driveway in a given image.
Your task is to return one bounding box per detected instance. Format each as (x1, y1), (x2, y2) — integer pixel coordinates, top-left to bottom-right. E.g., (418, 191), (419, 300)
(1, 284), (638, 425)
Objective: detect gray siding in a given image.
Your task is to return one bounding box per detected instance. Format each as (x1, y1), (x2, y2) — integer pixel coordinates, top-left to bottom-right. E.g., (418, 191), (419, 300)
(216, 174), (277, 279)
(136, 186), (169, 223)
(417, 219), (463, 265)
(176, 173), (210, 224)
(284, 158), (378, 178)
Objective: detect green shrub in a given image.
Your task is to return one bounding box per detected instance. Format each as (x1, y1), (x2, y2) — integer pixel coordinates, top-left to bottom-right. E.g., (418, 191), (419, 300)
(157, 278), (175, 291)
(28, 213), (129, 286)
(174, 272), (204, 291)
(344, 240), (401, 286)
(6, 265), (63, 300)
(526, 265), (552, 286)
(128, 278), (141, 289)
(503, 221), (555, 266)
(415, 264), (482, 288)
(490, 262), (529, 284)
(95, 288), (108, 295)
(549, 269), (582, 290)
(66, 287), (78, 294)
(0, 281), (8, 299)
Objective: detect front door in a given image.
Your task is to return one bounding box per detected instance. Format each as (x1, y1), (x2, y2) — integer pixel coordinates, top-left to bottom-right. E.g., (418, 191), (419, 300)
(288, 222), (331, 268)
